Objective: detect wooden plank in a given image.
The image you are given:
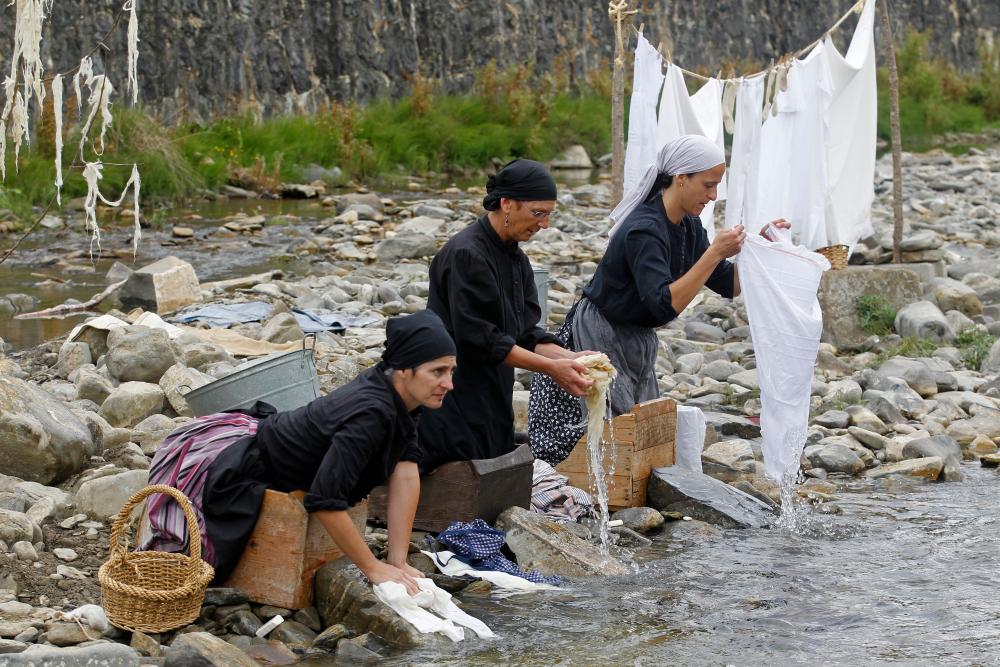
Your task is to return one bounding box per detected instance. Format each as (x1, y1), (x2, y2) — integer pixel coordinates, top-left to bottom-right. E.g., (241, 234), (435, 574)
(557, 441), (637, 477)
(560, 470), (634, 507)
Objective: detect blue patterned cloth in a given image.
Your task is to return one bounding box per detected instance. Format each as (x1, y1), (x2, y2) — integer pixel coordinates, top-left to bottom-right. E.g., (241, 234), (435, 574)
(428, 519), (563, 586)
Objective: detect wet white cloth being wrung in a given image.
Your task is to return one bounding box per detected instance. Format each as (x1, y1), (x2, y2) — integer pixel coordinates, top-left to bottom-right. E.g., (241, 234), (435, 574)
(373, 577), (495, 642)
(735, 230), (830, 483)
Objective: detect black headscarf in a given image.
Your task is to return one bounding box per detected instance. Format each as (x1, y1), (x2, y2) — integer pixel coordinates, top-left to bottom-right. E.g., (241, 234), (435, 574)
(382, 310), (456, 370)
(482, 158), (558, 211)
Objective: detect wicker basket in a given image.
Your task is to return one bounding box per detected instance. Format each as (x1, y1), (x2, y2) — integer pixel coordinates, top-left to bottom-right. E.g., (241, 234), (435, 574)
(816, 244), (849, 270)
(99, 484), (215, 633)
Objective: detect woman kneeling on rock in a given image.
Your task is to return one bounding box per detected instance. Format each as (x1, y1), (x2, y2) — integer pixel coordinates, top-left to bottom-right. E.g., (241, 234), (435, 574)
(143, 310), (457, 595)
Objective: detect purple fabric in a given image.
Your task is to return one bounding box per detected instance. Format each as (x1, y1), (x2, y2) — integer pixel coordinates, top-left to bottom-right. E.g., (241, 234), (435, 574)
(141, 413), (259, 564)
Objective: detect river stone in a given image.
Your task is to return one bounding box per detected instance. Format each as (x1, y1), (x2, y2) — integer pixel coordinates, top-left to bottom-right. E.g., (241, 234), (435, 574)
(165, 631), (257, 667)
(228, 610), (262, 636)
(847, 426), (891, 450)
(74, 367), (114, 405)
(3, 643), (140, 666)
(119, 256), (202, 314)
(701, 439), (756, 473)
(946, 414), (1000, 445)
(929, 277), (982, 317)
(130, 630), (163, 657)
(105, 327), (178, 383)
(293, 606), (323, 632)
(132, 414), (179, 456)
(876, 358), (939, 397)
(894, 300), (954, 343)
(12, 541), (38, 562)
(813, 410), (850, 429)
(0, 494), (26, 513)
(100, 382), (166, 428)
(846, 404), (889, 433)
(966, 435), (998, 456)
(55, 342), (92, 379)
(0, 375), (92, 484)
(375, 232), (437, 260)
(703, 412), (761, 439)
(76, 411), (129, 455)
(807, 443), (864, 475)
(260, 312), (305, 344)
(684, 322), (725, 344)
(176, 339), (233, 371)
(75, 469), (149, 520)
(0, 511), (41, 546)
(727, 369), (759, 391)
(159, 364), (213, 417)
(203, 588), (250, 606)
(44, 621), (96, 646)
(315, 560), (435, 648)
(981, 453), (1000, 467)
(674, 353), (704, 375)
(980, 337), (1000, 374)
(269, 620), (317, 648)
(0, 639), (27, 654)
(495, 506), (629, 576)
(550, 144), (593, 169)
(395, 215), (446, 236)
(610, 507), (664, 533)
(863, 456), (944, 481)
(312, 623), (349, 650)
(645, 467), (776, 528)
(818, 266), (922, 348)
(700, 359), (743, 382)
(902, 435), (963, 481)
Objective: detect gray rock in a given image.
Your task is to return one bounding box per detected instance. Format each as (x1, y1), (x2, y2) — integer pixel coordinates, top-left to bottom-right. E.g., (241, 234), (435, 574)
(75, 469), (148, 520)
(260, 312), (306, 344)
(0, 375), (92, 484)
(74, 367), (114, 405)
(76, 411), (129, 455)
(375, 232), (438, 260)
(898, 229), (939, 251)
(700, 359), (743, 382)
(165, 631), (257, 667)
(312, 623), (349, 650)
(818, 266), (922, 348)
(176, 339), (233, 371)
(981, 337), (1000, 374)
(610, 507), (664, 533)
(119, 256), (201, 314)
(645, 467), (776, 528)
(293, 606), (323, 632)
(227, 610), (261, 636)
(863, 456), (944, 481)
(396, 216), (446, 236)
(550, 144), (593, 169)
(902, 435), (963, 481)
(807, 443), (864, 475)
(55, 342), (92, 379)
(701, 439), (756, 473)
(129, 630), (163, 657)
(703, 412), (761, 439)
(202, 588), (250, 606)
(3, 643), (140, 666)
(269, 620), (317, 648)
(877, 357), (939, 397)
(44, 622), (95, 646)
(674, 352), (704, 375)
(813, 410), (850, 429)
(929, 277), (982, 317)
(894, 300), (955, 343)
(495, 506), (628, 576)
(411, 203), (454, 219)
(0, 639), (27, 654)
(0, 511), (40, 545)
(848, 426), (891, 450)
(105, 327), (178, 383)
(132, 414), (179, 457)
(846, 404), (889, 433)
(159, 364), (213, 417)
(684, 321), (725, 344)
(100, 382), (166, 428)
(0, 493), (26, 513)
(12, 541), (38, 562)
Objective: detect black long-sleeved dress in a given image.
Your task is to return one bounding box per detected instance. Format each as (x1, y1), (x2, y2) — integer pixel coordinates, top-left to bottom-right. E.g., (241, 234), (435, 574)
(418, 216), (560, 472)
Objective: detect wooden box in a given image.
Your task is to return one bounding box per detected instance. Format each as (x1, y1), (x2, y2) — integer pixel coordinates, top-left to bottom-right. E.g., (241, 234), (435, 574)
(368, 444), (534, 532)
(556, 397), (676, 510)
(224, 491), (368, 609)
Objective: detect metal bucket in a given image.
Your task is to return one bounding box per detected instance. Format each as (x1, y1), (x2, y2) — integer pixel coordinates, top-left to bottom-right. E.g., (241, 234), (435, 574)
(532, 265), (550, 327)
(183, 338), (320, 416)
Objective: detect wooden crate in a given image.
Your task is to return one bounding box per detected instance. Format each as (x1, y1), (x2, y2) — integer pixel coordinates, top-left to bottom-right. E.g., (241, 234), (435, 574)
(556, 397), (676, 510)
(368, 444), (533, 532)
(224, 491), (367, 609)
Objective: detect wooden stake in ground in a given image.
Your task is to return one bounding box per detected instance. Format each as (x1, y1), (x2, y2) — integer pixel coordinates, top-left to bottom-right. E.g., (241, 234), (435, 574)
(608, 1), (635, 206)
(878, 0), (904, 263)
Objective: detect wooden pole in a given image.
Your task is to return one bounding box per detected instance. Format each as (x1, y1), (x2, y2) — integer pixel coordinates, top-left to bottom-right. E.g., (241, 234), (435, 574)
(609, 1), (634, 206)
(878, 0), (904, 264)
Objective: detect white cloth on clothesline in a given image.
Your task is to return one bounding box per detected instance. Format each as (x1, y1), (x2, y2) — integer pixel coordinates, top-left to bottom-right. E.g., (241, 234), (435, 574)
(723, 75), (765, 231)
(623, 33), (664, 197)
(735, 230), (829, 484)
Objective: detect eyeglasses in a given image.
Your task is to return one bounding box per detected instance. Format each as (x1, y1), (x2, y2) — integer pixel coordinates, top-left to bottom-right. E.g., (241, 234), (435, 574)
(528, 209), (557, 220)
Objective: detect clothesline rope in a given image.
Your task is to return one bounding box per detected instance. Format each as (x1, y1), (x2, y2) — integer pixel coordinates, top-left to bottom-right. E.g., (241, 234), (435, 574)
(631, 0), (866, 83)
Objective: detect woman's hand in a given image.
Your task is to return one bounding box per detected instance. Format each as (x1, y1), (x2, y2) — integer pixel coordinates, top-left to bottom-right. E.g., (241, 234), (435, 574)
(710, 225), (746, 259)
(387, 559), (426, 580)
(365, 560), (421, 596)
(760, 218), (791, 240)
(547, 358), (594, 397)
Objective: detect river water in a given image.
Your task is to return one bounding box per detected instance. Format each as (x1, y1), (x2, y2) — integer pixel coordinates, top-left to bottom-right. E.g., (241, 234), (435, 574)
(306, 465), (998, 666)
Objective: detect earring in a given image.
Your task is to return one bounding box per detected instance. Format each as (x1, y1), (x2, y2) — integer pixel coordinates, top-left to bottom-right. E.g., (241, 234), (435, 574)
(504, 214), (510, 228)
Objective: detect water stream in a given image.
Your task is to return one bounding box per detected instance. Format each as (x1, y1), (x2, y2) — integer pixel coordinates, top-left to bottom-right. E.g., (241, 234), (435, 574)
(303, 464), (999, 665)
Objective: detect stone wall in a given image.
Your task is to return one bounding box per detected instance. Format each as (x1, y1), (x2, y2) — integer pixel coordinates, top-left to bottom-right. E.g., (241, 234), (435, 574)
(0, 0), (996, 120)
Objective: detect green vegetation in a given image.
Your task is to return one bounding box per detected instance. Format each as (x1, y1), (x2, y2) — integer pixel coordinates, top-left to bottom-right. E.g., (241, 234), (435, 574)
(855, 295), (897, 336)
(954, 328), (996, 371)
(872, 336), (939, 367)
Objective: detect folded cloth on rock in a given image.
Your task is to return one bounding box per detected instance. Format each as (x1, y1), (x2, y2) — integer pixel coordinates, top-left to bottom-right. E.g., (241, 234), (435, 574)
(173, 301), (379, 333)
(421, 549), (559, 593)
(372, 578), (494, 642)
(429, 519), (563, 586)
(531, 459), (593, 523)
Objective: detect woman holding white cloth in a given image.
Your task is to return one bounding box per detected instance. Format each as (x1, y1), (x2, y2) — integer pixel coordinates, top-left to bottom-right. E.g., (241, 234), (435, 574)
(528, 134), (789, 466)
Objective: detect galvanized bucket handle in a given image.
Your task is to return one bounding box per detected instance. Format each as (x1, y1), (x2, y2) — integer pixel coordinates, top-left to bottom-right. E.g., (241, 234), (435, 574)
(302, 333), (317, 359)
(177, 384), (191, 396)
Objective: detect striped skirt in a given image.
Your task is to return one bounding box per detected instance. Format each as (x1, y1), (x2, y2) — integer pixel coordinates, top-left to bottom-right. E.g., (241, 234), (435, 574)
(141, 413), (260, 565)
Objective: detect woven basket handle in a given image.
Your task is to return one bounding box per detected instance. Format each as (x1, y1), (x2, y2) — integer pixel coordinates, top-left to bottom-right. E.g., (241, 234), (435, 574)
(109, 484), (204, 573)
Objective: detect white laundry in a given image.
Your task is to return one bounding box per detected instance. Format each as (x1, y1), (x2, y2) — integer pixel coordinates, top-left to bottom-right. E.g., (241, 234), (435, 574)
(421, 549), (558, 594)
(655, 63), (727, 239)
(415, 578), (495, 639)
(754, 43), (833, 250)
(623, 33), (664, 197)
(674, 405), (707, 473)
(723, 75), (765, 231)
(373, 580), (465, 642)
(822, 0), (877, 247)
(735, 233), (830, 484)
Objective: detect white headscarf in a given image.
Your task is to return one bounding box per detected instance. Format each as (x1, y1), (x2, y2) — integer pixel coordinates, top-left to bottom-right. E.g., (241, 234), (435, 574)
(608, 134), (726, 237)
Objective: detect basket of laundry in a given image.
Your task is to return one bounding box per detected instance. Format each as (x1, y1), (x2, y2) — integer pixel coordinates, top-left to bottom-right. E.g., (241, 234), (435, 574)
(815, 244), (849, 270)
(99, 484), (214, 633)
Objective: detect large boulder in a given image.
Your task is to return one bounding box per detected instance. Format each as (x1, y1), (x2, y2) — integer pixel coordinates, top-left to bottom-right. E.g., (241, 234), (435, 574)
(946, 414), (1000, 445)
(54, 342), (92, 379)
(164, 632), (257, 667)
(259, 312), (305, 344)
(894, 301), (955, 343)
(105, 327), (178, 383)
(75, 469), (149, 519)
(863, 456), (944, 481)
(315, 560), (436, 648)
(3, 643), (140, 666)
(375, 233), (437, 261)
(806, 443), (865, 475)
(74, 366), (115, 405)
(902, 435), (963, 481)
(645, 467), (776, 528)
(0, 375), (92, 484)
(929, 277), (983, 317)
(701, 439), (757, 474)
(100, 382), (165, 428)
(549, 144), (593, 169)
(494, 506), (629, 576)
(876, 357), (939, 397)
(817, 266), (922, 348)
(119, 256), (201, 314)
(159, 364), (213, 417)
(0, 509), (41, 545)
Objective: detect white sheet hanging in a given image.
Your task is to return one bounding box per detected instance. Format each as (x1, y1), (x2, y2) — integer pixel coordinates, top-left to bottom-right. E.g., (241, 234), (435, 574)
(822, 0), (877, 247)
(655, 64), (727, 239)
(736, 232), (829, 484)
(623, 33), (665, 197)
(723, 75), (765, 231)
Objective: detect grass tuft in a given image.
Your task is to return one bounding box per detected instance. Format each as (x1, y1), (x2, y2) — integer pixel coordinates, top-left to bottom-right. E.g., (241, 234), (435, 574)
(856, 295), (897, 336)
